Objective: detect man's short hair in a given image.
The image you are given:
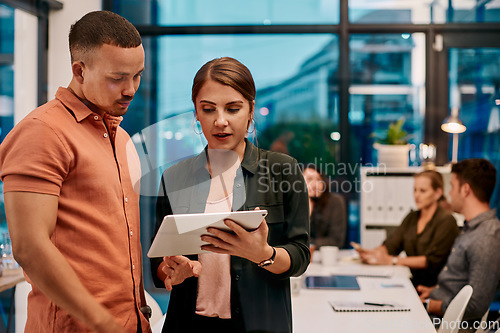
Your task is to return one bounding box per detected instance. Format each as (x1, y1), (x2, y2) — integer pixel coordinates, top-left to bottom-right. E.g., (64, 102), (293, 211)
(69, 10), (142, 64)
(451, 158), (497, 203)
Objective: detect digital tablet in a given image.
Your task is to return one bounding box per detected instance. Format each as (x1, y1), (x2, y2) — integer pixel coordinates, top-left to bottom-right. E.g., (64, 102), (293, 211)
(147, 210), (268, 258)
(305, 275), (360, 290)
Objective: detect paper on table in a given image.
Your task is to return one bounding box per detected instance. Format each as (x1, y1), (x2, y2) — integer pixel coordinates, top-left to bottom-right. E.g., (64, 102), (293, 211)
(329, 265), (393, 278)
(147, 210), (268, 257)
(329, 301), (411, 312)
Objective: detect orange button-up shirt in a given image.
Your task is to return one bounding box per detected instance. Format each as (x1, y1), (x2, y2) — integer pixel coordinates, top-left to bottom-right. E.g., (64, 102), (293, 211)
(0, 87), (150, 332)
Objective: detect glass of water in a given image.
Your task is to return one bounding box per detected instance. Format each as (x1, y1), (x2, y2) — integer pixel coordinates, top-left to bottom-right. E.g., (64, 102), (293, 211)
(1, 232), (18, 269)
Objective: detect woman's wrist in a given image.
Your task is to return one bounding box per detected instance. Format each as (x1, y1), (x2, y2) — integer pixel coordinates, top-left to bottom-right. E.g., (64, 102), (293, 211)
(254, 244), (274, 264)
(392, 256), (398, 265)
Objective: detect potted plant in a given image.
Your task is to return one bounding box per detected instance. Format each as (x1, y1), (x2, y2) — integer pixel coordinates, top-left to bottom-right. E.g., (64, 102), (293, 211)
(373, 117), (411, 168)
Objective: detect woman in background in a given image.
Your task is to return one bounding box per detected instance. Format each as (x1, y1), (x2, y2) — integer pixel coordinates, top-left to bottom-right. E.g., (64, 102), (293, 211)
(150, 57), (310, 333)
(355, 170), (459, 287)
(303, 164), (347, 252)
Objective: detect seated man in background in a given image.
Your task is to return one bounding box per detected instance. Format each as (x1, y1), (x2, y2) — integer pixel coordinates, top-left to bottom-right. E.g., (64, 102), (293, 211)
(417, 159), (500, 331)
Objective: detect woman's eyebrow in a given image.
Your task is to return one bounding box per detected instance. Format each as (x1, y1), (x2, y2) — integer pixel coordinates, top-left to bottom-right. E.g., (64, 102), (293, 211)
(226, 100), (244, 105)
(199, 100), (216, 105)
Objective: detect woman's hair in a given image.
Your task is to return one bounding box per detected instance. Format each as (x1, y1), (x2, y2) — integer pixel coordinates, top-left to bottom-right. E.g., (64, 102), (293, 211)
(414, 170), (444, 192)
(303, 163), (330, 210)
(192, 57), (256, 110)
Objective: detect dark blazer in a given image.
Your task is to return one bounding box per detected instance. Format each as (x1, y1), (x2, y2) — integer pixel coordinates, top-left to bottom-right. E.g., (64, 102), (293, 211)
(310, 192), (347, 248)
(151, 139), (310, 333)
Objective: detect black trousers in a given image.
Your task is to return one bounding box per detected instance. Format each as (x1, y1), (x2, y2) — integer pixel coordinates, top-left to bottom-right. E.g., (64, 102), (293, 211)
(192, 314), (243, 333)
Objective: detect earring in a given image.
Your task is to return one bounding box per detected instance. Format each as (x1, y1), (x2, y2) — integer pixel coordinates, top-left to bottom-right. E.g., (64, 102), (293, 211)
(193, 118), (203, 135)
(246, 118), (256, 134)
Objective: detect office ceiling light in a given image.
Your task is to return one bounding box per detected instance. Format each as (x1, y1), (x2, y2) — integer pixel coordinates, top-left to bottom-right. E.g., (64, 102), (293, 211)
(441, 107), (466, 163)
(441, 107), (466, 134)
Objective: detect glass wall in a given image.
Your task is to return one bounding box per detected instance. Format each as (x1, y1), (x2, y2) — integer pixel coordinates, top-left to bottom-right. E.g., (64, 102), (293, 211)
(349, 33), (425, 166)
(157, 34), (338, 166)
(0, 4), (15, 235)
(449, 47), (500, 212)
(126, 33), (338, 192)
(112, 0), (340, 25)
(349, 0), (500, 23)
(109, 0), (500, 292)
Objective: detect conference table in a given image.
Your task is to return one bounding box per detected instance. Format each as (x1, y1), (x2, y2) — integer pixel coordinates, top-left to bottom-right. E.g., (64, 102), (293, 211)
(292, 250), (436, 333)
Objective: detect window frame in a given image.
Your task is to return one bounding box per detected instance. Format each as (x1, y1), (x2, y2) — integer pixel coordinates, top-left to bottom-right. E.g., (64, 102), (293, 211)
(103, 0), (500, 165)
(0, 0), (63, 104)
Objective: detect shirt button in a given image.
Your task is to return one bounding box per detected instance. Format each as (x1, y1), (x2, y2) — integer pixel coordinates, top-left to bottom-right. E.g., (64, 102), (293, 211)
(125, 197), (128, 203)
(132, 264), (135, 270)
(103, 133), (108, 138)
(235, 274), (240, 281)
(130, 231), (133, 236)
(94, 115), (99, 120)
(236, 183), (241, 188)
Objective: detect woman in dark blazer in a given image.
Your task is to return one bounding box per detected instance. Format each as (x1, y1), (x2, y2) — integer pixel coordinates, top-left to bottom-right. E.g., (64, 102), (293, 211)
(150, 57), (310, 333)
(355, 170), (459, 286)
(303, 164), (347, 251)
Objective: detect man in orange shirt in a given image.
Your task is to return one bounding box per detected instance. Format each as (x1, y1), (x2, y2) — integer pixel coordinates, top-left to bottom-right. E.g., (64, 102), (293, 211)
(0, 11), (150, 333)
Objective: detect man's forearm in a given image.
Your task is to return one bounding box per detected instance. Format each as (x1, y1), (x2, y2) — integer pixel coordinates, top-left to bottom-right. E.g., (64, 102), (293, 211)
(396, 255), (427, 269)
(6, 191), (123, 332)
(428, 299), (444, 316)
(16, 240), (123, 332)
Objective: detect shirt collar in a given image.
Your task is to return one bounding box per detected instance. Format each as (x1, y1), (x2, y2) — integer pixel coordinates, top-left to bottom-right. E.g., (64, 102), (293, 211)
(55, 87), (93, 122)
(463, 209), (497, 231)
(55, 87), (123, 125)
(240, 138), (259, 175)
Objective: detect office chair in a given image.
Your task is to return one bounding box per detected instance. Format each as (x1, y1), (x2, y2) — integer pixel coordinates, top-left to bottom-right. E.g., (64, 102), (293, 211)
(437, 285), (473, 333)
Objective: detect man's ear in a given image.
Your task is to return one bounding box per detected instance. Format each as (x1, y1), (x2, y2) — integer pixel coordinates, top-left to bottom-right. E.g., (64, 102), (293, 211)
(72, 61), (85, 84)
(461, 183), (472, 197)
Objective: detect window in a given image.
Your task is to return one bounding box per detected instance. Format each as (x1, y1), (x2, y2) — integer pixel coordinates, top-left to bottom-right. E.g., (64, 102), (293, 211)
(107, 1), (500, 294)
(0, 4), (15, 235)
(349, 33), (425, 166)
(153, 34), (338, 167)
(449, 47), (500, 211)
(111, 0), (340, 25)
(349, 0), (500, 23)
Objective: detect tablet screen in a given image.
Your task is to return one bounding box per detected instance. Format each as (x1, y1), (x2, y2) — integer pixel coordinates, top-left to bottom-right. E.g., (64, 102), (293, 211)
(305, 275), (360, 290)
(147, 209), (268, 257)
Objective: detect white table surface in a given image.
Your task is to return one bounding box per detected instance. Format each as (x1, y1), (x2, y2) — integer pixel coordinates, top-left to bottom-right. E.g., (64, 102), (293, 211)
(292, 252), (436, 333)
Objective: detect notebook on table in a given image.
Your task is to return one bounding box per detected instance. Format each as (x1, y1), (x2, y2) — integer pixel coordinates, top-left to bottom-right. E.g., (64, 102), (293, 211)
(305, 275), (360, 290)
(329, 301), (411, 312)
